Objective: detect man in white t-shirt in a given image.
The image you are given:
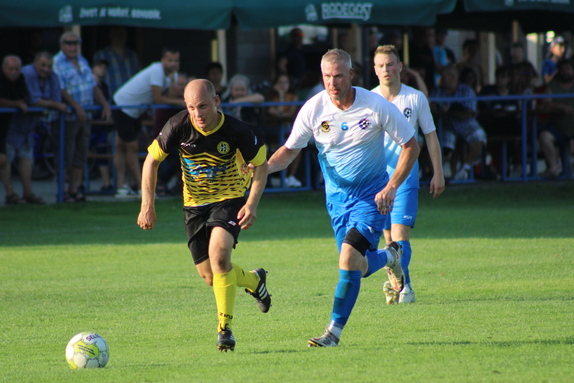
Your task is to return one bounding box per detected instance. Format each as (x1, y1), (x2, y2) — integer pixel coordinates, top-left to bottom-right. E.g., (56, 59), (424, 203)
(268, 49), (420, 347)
(112, 47), (185, 197)
(372, 45), (445, 305)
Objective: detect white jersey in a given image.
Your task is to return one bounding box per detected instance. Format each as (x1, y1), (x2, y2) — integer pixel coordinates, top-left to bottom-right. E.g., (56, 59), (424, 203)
(113, 62), (175, 118)
(371, 84), (435, 190)
(286, 86), (415, 204)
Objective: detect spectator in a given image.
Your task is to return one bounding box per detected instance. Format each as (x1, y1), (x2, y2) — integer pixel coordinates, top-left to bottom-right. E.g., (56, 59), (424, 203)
(296, 70), (323, 101)
(0, 55), (29, 205)
(220, 74), (265, 138)
(400, 64), (429, 96)
(456, 39), (485, 93)
(459, 66), (478, 92)
(265, 73), (302, 187)
(93, 26), (140, 97)
(431, 65), (487, 180)
(153, 72), (191, 196)
(509, 42), (539, 82)
(91, 58), (113, 192)
(542, 36), (567, 85)
(283, 27), (307, 84)
(538, 59), (574, 178)
(409, 27), (437, 94)
(435, 28), (456, 65)
(3, 52), (67, 205)
(53, 32), (111, 203)
(112, 47), (185, 198)
(205, 62), (226, 97)
(478, 66), (522, 177)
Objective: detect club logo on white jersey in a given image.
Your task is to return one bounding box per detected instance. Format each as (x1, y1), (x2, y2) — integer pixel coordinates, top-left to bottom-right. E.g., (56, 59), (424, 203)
(403, 108), (412, 120)
(321, 121), (331, 133)
(358, 117), (371, 130)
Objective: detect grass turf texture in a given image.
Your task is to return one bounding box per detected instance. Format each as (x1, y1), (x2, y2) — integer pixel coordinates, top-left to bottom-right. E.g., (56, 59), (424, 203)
(1, 182), (573, 382)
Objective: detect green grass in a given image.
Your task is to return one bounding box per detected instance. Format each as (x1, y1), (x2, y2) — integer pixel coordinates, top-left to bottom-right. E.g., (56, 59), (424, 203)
(1, 182), (573, 382)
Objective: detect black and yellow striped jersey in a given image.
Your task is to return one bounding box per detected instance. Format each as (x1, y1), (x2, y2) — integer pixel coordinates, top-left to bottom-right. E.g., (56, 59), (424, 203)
(148, 110), (267, 207)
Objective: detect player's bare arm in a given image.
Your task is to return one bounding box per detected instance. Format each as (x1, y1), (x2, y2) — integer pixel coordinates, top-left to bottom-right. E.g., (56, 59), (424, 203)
(137, 154), (161, 230)
(375, 136), (420, 215)
(267, 146), (301, 174)
(424, 131), (445, 198)
(238, 161), (269, 230)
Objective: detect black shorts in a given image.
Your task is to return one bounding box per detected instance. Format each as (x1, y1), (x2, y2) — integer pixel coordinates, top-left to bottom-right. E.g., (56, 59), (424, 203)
(183, 197), (246, 265)
(112, 109), (141, 142)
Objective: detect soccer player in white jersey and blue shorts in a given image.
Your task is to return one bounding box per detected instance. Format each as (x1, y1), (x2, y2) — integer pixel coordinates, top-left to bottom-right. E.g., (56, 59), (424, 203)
(268, 49), (420, 347)
(371, 45), (446, 305)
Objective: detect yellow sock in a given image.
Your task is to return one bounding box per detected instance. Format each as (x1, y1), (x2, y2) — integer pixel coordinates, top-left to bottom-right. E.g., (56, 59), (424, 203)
(232, 263), (258, 292)
(213, 271), (237, 332)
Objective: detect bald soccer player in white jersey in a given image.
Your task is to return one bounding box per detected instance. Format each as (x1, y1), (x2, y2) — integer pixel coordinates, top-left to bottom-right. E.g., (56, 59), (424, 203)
(372, 45), (445, 304)
(268, 49), (420, 347)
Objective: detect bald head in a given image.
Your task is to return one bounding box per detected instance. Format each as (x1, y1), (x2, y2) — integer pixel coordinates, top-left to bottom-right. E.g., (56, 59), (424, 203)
(2, 55), (22, 82)
(184, 79), (215, 100)
(184, 79), (221, 132)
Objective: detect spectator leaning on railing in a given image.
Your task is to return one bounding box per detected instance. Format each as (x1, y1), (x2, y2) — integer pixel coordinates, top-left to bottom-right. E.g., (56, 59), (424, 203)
(3, 51), (67, 205)
(53, 31), (111, 203)
(0, 55), (29, 205)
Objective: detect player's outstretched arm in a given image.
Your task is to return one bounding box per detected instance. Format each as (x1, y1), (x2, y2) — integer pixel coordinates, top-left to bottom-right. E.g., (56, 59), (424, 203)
(137, 154), (161, 230)
(239, 161), (269, 230)
(267, 146), (301, 174)
(424, 130), (445, 198)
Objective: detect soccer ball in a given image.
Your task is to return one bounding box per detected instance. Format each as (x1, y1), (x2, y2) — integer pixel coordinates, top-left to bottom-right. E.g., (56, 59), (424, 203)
(65, 332), (109, 369)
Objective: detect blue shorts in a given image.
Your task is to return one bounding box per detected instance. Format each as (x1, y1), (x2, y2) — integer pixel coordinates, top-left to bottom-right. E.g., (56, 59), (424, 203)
(384, 187), (418, 230)
(327, 198), (385, 253)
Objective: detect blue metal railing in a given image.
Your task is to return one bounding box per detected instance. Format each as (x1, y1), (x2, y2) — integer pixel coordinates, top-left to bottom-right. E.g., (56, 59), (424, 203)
(2, 93), (572, 202)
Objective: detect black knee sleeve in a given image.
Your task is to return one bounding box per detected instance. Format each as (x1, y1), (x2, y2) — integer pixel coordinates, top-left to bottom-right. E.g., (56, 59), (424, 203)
(342, 227), (370, 256)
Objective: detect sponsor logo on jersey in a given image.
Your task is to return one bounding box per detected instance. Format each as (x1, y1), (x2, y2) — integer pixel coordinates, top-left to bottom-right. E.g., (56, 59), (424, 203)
(403, 108), (412, 120)
(358, 117), (371, 130)
(321, 120), (330, 133)
(217, 141), (230, 154)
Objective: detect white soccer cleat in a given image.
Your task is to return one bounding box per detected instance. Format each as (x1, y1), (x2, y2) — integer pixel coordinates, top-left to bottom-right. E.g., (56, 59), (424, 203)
(383, 242), (404, 292)
(399, 284), (416, 304)
(308, 329), (340, 347)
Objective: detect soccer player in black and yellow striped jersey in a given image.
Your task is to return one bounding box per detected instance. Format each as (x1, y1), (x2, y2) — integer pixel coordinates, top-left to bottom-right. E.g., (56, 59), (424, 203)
(138, 79), (271, 352)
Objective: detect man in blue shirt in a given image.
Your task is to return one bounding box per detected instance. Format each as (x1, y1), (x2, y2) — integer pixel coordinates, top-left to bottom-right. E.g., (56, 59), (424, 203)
(54, 32), (111, 202)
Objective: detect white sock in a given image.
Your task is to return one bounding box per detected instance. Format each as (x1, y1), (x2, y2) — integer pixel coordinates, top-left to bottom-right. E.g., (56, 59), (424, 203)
(327, 321), (342, 339)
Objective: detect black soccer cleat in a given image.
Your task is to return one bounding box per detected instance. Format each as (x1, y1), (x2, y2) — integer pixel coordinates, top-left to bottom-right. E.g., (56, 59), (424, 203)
(245, 268), (272, 313)
(217, 326), (235, 352)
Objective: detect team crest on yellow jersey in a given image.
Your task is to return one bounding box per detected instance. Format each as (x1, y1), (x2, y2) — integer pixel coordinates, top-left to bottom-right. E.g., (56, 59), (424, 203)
(217, 141), (230, 154)
(320, 121), (330, 133)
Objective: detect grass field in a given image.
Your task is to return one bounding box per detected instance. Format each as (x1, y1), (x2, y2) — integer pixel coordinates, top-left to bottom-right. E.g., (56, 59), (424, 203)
(1, 182), (573, 382)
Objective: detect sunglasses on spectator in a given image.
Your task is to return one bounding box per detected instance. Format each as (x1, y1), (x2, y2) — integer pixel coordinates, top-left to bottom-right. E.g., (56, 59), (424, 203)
(62, 40), (81, 45)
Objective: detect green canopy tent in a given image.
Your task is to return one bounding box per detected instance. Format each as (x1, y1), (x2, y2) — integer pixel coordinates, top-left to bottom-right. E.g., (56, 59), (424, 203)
(0, 0), (234, 29)
(233, 0), (456, 29)
(0, 0), (456, 29)
(436, 0), (574, 33)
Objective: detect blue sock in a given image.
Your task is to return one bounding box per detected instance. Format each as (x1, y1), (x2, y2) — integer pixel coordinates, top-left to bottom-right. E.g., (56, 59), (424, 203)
(331, 269), (362, 328)
(398, 240), (412, 285)
(364, 248), (388, 278)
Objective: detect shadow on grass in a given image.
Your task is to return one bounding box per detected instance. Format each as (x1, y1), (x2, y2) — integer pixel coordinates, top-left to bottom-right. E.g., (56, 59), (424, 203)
(1, 182), (573, 247)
